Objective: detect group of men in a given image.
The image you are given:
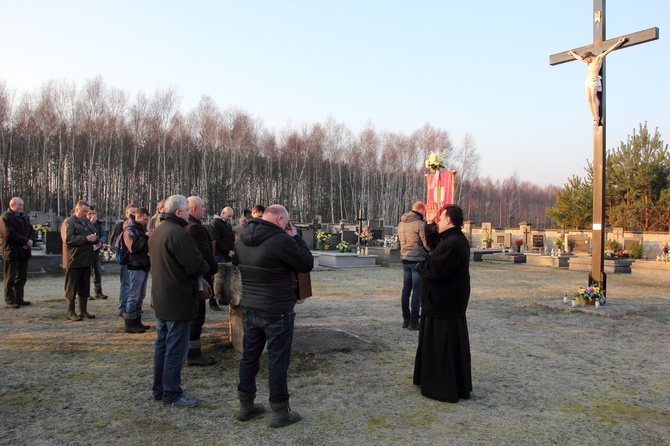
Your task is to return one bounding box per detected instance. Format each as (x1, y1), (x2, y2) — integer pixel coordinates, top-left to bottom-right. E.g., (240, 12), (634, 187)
(2, 195), (314, 427)
(147, 197), (313, 427)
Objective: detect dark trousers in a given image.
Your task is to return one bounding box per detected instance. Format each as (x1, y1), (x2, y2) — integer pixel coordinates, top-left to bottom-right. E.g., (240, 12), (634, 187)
(189, 275), (212, 343)
(238, 310), (295, 402)
(91, 256), (103, 291)
(64, 267), (91, 301)
(4, 259), (29, 305)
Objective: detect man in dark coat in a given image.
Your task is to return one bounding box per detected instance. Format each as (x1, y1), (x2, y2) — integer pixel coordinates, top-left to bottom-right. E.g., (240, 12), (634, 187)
(235, 204), (313, 427)
(61, 200), (99, 321)
(149, 195), (209, 408)
(0, 197), (37, 308)
(122, 207), (151, 334)
(86, 206), (108, 300)
(413, 204), (472, 403)
(110, 203), (136, 316)
(209, 206), (235, 264)
(184, 196), (219, 365)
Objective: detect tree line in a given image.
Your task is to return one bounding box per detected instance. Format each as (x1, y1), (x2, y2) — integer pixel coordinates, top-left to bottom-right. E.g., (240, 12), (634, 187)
(0, 77), (558, 228)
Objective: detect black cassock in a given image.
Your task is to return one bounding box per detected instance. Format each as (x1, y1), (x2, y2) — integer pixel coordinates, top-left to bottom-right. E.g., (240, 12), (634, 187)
(413, 225), (472, 403)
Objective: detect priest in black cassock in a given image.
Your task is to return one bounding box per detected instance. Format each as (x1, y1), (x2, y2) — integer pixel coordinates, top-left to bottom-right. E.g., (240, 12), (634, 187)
(413, 203), (472, 403)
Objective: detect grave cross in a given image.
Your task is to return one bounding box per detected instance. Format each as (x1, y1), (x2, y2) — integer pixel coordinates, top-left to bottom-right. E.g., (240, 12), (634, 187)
(549, 0), (658, 292)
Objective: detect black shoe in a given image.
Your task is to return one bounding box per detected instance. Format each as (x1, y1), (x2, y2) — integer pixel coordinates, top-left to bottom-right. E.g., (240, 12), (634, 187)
(402, 321), (409, 329)
(408, 324), (419, 331)
(18, 301), (31, 306)
(78, 312), (96, 319)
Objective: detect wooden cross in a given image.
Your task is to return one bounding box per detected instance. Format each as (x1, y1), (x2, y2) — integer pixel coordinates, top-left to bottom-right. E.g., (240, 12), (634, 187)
(549, 0), (658, 292)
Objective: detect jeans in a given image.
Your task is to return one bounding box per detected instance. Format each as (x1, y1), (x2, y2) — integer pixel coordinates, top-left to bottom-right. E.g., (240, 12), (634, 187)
(238, 310), (294, 402)
(401, 262), (421, 325)
(153, 319), (190, 403)
(118, 265), (130, 314)
(125, 269), (148, 314)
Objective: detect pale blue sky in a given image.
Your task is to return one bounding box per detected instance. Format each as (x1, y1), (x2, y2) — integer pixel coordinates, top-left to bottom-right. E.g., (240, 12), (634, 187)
(1, 0), (667, 187)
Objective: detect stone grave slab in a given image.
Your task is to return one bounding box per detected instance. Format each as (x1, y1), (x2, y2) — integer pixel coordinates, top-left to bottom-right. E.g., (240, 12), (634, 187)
(537, 299), (653, 318)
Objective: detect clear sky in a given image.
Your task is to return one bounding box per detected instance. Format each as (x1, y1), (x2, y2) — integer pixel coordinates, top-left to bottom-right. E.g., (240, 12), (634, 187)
(1, 0), (667, 187)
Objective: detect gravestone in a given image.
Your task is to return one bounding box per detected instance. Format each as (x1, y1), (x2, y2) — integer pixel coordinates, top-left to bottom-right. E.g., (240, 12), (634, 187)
(570, 235), (590, 254)
(342, 230), (358, 244)
(532, 235), (545, 251)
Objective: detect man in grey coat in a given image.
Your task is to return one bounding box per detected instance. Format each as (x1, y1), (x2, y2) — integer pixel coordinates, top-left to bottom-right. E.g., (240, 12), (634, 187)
(397, 201), (430, 330)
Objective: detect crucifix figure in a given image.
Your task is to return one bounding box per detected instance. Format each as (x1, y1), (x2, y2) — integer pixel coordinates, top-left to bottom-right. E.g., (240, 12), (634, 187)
(549, 0), (658, 293)
(568, 36), (626, 126)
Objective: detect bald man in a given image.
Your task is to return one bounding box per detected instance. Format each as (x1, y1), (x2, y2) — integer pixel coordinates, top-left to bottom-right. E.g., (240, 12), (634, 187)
(235, 204), (313, 427)
(1, 197), (38, 308)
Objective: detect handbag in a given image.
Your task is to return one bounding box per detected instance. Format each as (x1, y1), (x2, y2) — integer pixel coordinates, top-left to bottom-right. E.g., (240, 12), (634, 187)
(198, 277), (213, 301)
(296, 272), (312, 300)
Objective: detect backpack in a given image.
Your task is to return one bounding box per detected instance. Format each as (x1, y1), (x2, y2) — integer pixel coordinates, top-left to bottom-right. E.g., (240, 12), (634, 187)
(114, 229), (130, 265)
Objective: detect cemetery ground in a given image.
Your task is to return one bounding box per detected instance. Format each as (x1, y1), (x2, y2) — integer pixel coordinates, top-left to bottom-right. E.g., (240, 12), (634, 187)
(0, 262), (668, 446)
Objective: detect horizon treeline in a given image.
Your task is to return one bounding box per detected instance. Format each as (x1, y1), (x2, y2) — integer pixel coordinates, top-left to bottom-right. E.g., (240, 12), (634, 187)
(0, 77), (558, 228)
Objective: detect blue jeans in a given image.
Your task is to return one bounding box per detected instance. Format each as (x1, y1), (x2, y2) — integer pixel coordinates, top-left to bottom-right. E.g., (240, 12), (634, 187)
(401, 262), (421, 325)
(238, 310), (294, 402)
(153, 319), (190, 403)
(118, 265), (130, 314)
(125, 269), (148, 314)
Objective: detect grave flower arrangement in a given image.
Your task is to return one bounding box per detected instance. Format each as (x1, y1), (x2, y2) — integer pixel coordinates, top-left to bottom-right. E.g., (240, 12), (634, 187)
(356, 227), (373, 243)
(574, 283), (605, 305)
(553, 237), (564, 248)
(424, 151), (446, 172)
(336, 240), (350, 253)
(514, 239), (524, 247)
(660, 241), (669, 255)
(481, 232), (492, 244)
(604, 249), (629, 259)
(316, 231), (328, 242)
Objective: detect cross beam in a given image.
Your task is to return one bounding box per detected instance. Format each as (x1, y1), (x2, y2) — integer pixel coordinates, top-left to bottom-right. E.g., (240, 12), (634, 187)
(549, 27), (658, 66)
(549, 0), (659, 294)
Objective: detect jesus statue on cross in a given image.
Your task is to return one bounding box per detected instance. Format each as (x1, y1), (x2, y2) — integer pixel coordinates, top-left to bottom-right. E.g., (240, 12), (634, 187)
(568, 36), (626, 126)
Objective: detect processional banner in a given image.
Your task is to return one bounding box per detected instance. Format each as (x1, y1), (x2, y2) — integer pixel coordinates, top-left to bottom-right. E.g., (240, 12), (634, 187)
(426, 170), (456, 208)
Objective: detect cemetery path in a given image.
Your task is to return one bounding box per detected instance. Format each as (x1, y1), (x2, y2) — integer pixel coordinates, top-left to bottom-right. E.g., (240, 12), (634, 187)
(0, 262), (668, 445)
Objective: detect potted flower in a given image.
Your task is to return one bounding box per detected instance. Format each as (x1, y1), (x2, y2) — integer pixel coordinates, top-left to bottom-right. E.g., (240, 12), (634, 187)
(481, 232), (492, 249)
(574, 283), (605, 306)
(660, 241), (669, 262)
(567, 238), (576, 253)
(553, 237), (564, 254)
(356, 226), (373, 245)
(316, 231), (327, 250)
(336, 240), (350, 253)
(513, 238), (524, 253)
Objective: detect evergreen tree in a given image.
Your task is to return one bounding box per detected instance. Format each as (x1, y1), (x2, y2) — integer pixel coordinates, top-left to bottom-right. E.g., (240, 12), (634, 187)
(546, 175), (593, 229)
(606, 123), (669, 231)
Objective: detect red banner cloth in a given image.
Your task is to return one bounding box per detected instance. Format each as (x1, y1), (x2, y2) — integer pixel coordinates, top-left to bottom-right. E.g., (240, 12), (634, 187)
(426, 171), (455, 208)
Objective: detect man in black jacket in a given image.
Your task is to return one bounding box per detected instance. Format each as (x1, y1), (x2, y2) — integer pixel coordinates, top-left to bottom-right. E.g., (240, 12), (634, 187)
(61, 200), (99, 321)
(149, 195), (209, 408)
(235, 204), (313, 427)
(185, 196), (219, 366)
(0, 197), (37, 308)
